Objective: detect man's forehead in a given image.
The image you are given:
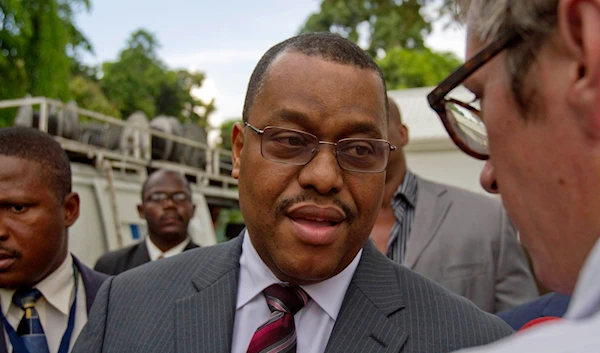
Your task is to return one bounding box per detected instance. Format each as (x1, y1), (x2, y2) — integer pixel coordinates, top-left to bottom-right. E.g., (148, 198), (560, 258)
(145, 172), (188, 191)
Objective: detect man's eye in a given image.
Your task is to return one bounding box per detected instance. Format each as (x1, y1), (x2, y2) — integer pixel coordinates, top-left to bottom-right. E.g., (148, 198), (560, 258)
(275, 135), (307, 147)
(9, 205), (28, 214)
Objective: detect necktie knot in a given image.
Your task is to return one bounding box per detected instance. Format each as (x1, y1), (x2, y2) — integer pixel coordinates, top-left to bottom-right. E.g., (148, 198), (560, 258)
(263, 283), (309, 316)
(12, 288), (43, 310)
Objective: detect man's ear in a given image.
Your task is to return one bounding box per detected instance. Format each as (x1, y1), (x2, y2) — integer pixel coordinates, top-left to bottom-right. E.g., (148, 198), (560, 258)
(63, 192), (80, 228)
(137, 204), (145, 219)
(231, 122), (245, 179)
(399, 124), (409, 147)
(560, 0), (600, 134)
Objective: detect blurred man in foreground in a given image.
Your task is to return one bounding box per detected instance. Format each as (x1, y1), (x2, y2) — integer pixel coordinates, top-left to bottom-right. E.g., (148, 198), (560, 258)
(372, 98), (537, 313)
(426, 0), (600, 351)
(0, 127), (108, 353)
(94, 169), (199, 275)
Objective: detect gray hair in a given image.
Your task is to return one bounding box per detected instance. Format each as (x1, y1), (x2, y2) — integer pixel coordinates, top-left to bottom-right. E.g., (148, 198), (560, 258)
(457, 0), (559, 108)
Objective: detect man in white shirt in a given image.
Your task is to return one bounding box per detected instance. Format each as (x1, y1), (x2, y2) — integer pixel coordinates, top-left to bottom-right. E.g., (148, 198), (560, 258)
(0, 127), (108, 353)
(93, 169), (199, 275)
(73, 32), (512, 353)
(425, 0), (600, 351)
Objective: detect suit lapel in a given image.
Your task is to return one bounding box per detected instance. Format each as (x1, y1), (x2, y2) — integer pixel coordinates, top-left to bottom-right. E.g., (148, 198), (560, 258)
(325, 242), (407, 353)
(72, 255), (109, 313)
(0, 318), (6, 353)
(174, 235), (243, 353)
(131, 241), (152, 267)
(404, 177), (452, 269)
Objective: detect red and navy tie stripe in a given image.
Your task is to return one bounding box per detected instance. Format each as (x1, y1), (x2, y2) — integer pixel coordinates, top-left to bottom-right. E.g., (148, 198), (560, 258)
(246, 283), (310, 353)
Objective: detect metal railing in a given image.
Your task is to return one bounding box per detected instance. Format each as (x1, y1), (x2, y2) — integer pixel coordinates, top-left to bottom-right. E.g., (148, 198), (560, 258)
(0, 97), (238, 198)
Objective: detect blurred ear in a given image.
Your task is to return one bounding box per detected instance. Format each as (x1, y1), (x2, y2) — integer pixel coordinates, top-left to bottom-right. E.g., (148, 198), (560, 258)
(399, 124), (409, 147)
(561, 0), (600, 135)
(63, 192), (80, 228)
(137, 204), (145, 219)
(231, 122), (245, 179)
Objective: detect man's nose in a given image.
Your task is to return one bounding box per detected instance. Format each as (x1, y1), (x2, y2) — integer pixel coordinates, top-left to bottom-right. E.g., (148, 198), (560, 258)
(480, 161), (499, 194)
(298, 144), (343, 195)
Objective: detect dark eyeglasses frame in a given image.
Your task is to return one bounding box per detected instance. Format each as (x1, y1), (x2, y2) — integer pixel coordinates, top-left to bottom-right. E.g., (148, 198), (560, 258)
(244, 122), (396, 173)
(426, 28), (522, 160)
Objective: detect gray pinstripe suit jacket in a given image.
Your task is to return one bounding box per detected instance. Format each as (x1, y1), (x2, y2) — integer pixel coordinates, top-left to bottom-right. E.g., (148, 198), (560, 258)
(72, 235), (513, 353)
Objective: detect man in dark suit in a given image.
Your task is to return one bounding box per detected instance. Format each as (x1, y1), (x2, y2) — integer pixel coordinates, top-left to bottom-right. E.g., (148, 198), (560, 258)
(497, 293), (571, 330)
(94, 169), (199, 276)
(371, 98), (538, 313)
(73, 32), (512, 353)
(0, 127), (108, 353)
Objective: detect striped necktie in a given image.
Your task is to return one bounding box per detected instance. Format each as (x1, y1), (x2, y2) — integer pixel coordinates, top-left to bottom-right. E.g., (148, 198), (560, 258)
(246, 283), (310, 353)
(12, 288), (50, 353)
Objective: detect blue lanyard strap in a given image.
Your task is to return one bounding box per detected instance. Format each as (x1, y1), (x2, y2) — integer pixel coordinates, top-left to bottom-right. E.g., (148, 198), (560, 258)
(1, 263), (79, 353)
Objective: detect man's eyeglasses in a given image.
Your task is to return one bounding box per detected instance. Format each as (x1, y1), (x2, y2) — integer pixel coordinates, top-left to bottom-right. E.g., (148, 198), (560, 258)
(146, 192), (190, 204)
(427, 29), (522, 160)
(244, 122), (396, 173)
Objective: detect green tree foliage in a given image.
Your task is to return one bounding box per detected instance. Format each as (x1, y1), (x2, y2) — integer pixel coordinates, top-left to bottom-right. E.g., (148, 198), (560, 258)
(301, 0), (432, 55)
(70, 75), (121, 118)
(101, 29), (214, 126)
(377, 47), (461, 89)
(301, 0), (462, 89)
(0, 0), (91, 125)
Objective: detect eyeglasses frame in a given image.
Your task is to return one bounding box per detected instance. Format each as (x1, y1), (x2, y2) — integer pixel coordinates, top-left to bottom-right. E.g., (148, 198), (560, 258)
(426, 28), (522, 160)
(145, 191), (191, 205)
(244, 122), (396, 173)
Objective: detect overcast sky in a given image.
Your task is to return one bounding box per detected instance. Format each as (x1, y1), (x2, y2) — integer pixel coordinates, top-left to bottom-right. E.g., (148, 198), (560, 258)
(75, 0), (466, 134)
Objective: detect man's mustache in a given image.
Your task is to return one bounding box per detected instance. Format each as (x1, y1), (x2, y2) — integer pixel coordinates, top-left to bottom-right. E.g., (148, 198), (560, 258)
(275, 192), (356, 225)
(0, 247), (22, 259)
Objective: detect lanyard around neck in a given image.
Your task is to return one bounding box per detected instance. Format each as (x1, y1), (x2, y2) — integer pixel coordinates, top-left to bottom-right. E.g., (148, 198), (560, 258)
(1, 263), (79, 353)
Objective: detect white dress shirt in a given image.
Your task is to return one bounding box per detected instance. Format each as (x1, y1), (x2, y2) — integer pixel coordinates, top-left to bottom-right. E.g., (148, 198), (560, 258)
(145, 236), (190, 261)
(456, 239), (600, 352)
(1, 254), (88, 353)
(231, 231), (362, 353)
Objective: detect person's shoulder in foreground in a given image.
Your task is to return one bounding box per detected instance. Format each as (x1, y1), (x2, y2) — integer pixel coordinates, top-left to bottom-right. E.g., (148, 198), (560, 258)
(497, 292), (571, 330)
(73, 235), (513, 353)
(426, 0), (600, 352)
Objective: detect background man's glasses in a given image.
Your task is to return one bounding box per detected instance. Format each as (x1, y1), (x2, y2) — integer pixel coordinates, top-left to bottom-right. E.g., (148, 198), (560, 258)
(245, 122), (395, 173)
(427, 29), (522, 160)
(146, 192), (189, 204)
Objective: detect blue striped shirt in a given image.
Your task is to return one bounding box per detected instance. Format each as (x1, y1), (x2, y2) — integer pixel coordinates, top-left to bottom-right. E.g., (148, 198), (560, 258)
(386, 170), (418, 264)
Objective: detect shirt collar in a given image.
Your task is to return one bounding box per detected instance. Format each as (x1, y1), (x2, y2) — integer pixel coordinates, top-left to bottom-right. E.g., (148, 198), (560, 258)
(565, 238), (600, 319)
(237, 230), (362, 321)
(392, 170), (418, 208)
(1, 253), (74, 316)
(145, 236), (190, 261)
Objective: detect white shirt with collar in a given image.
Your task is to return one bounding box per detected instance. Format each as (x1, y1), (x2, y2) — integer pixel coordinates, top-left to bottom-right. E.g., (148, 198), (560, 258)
(1, 254), (87, 353)
(145, 236), (191, 261)
(231, 230), (362, 353)
(455, 238), (600, 353)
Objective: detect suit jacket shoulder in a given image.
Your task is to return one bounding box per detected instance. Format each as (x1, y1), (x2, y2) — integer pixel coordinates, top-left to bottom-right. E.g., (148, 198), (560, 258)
(93, 241), (150, 276)
(409, 175), (538, 313)
(73, 238), (242, 353)
(94, 239), (201, 276)
(326, 241), (513, 353)
(497, 292), (571, 330)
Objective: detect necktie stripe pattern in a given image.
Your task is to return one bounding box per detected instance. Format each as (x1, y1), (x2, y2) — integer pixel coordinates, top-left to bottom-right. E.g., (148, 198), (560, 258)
(13, 288), (50, 353)
(247, 283), (309, 353)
